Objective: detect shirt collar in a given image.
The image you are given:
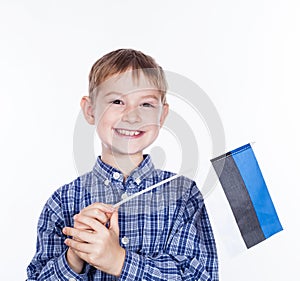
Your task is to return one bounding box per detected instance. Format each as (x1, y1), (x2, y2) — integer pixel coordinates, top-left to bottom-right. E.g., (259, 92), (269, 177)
(92, 154), (155, 185)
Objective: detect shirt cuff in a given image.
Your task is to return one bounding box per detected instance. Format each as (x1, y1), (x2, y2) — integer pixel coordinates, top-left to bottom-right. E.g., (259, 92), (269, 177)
(119, 250), (145, 280)
(54, 249), (91, 281)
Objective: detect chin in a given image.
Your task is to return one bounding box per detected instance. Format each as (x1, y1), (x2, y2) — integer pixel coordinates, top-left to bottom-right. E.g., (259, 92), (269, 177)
(110, 147), (141, 156)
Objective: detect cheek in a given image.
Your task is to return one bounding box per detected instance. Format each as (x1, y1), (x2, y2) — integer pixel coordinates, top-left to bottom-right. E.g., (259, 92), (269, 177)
(95, 108), (119, 128)
(140, 109), (162, 125)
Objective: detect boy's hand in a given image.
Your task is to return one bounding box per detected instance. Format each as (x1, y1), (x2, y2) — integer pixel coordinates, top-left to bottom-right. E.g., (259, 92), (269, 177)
(73, 202), (116, 235)
(63, 204), (125, 276)
(64, 203), (117, 274)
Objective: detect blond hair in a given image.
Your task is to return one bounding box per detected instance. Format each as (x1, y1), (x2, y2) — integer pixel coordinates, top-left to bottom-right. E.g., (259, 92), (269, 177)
(88, 49), (168, 103)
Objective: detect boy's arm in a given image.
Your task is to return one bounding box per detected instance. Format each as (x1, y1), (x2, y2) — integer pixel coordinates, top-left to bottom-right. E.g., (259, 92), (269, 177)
(26, 189), (90, 281)
(119, 183), (218, 281)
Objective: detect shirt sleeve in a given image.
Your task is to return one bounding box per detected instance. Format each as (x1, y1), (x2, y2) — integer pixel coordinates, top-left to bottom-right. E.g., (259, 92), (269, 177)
(26, 189), (90, 281)
(119, 182), (219, 281)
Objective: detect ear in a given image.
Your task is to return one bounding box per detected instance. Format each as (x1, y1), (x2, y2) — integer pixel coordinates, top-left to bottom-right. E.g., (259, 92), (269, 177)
(159, 103), (169, 127)
(80, 96), (95, 125)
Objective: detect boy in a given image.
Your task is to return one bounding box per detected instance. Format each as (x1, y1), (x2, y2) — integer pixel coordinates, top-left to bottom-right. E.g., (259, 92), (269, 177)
(27, 49), (218, 280)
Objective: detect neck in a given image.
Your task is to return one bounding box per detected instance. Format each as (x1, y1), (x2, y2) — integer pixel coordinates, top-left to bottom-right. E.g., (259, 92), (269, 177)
(101, 149), (144, 179)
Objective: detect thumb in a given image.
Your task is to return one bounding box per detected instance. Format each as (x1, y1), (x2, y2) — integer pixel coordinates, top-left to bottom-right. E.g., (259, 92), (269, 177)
(109, 210), (119, 236)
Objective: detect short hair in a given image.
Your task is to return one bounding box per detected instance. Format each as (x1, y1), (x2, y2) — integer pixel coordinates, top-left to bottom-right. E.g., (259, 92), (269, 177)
(88, 49), (168, 103)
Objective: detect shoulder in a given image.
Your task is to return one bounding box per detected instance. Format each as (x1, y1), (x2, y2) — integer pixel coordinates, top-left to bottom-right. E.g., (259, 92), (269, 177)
(36, 171), (97, 229)
(45, 170), (95, 213)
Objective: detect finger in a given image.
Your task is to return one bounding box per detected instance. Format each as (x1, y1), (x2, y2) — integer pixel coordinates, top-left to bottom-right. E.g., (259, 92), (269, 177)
(109, 211), (119, 236)
(75, 208), (110, 225)
(74, 215), (107, 232)
(63, 227), (98, 243)
(70, 248), (90, 266)
(74, 220), (92, 231)
(73, 221), (93, 242)
(64, 238), (93, 255)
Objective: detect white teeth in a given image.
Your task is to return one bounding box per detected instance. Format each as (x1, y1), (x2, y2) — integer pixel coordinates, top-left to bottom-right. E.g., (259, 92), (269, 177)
(116, 129), (141, 136)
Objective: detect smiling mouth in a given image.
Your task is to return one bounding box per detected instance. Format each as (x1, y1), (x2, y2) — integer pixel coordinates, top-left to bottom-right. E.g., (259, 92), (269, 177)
(114, 128), (144, 137)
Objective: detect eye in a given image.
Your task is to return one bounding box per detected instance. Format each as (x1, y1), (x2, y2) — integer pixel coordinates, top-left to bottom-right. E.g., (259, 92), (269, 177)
(111, 99), (124, 105)
(141, 103), (154, 108)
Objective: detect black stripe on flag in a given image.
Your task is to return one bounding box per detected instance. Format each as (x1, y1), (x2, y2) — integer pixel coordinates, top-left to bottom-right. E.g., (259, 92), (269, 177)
(211, 152), (266, 248)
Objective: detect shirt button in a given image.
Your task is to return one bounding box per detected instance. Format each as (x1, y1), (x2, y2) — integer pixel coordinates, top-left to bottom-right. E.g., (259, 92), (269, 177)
(121, 236), (129, 245)
(121, 193), (128, 200)
(104, 179), (110, 186)
(113, 172), (120, 180)
(135, 177), (141, 185)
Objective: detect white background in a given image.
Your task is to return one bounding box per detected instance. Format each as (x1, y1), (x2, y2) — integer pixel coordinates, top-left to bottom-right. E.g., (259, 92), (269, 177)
(1, 0), (299, 280)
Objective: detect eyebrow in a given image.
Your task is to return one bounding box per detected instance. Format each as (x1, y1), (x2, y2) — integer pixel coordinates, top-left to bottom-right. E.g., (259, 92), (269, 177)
(104, 91), (122, 97)
(140, 94), (160, 100)
(104, 92), (160, 100)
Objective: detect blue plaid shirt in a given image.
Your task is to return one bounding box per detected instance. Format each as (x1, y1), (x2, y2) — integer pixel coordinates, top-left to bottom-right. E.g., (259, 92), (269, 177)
(27, 155), (218, 280)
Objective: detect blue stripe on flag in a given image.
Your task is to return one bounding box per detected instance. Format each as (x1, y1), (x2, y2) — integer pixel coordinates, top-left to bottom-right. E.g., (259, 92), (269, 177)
(231, 144), (283, 239)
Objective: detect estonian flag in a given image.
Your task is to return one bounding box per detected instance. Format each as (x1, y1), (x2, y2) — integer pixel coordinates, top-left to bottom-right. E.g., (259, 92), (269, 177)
(211, 143), (283, 249)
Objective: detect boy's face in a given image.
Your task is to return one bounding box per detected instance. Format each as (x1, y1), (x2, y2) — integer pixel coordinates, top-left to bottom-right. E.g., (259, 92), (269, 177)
(84, 71), (168, 159)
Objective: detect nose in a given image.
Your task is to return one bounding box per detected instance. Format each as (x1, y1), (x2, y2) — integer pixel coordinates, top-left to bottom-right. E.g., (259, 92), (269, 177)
(122, 107), (141, 124)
